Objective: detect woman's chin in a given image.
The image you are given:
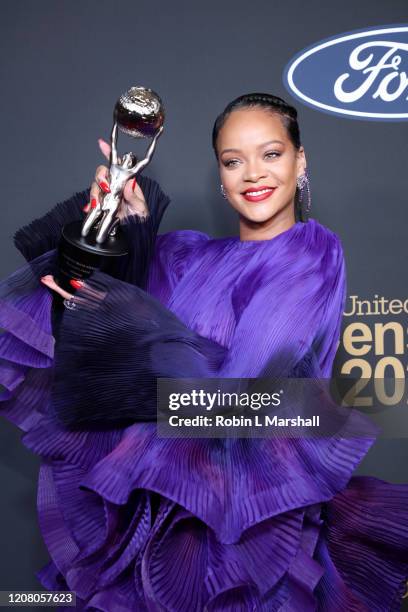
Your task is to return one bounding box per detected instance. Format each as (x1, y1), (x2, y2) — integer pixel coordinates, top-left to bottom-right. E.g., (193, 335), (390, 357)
(239, 206), (279, 225)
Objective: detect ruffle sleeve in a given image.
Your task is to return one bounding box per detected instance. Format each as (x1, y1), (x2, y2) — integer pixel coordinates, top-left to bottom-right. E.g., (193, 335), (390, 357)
(0, 175), (171, 427)
(50, 272), (227, 428)
(103, 176), (170, 288)
(13, 175), (170, 289)
(13, 191), (88, 263)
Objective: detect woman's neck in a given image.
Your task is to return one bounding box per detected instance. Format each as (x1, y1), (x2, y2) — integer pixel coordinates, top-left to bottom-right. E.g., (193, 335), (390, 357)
(238, 205), (297, 242)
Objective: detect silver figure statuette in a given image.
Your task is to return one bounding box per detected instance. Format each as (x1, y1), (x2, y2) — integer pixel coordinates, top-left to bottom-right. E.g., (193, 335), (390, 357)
(81, 86), (165, 244)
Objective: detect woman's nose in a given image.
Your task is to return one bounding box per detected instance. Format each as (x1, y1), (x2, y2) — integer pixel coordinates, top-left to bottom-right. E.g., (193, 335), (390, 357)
(243, 162), (268, 182)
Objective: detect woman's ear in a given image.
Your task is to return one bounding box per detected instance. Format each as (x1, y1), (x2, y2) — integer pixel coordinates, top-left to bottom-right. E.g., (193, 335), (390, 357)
(296, 146), (307, 177)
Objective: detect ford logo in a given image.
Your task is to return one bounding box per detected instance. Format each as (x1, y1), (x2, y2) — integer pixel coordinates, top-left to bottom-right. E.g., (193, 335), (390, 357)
(283, 24), (408, 120)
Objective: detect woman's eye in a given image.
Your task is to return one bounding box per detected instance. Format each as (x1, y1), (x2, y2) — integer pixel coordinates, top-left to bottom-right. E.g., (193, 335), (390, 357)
(223, 152), (280, 167)
(223, 159), (240, 168)
(265, 151), (281, 159)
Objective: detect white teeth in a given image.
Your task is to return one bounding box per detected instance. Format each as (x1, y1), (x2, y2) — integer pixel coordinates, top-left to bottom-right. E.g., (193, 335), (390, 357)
(245, 188), (274, 196)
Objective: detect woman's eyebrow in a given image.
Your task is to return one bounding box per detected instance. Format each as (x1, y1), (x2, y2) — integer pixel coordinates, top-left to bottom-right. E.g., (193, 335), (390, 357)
(220, 140), (285, 155)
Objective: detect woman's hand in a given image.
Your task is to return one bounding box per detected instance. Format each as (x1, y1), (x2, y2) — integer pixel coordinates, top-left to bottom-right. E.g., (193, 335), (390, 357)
(40, 275), (106, 305)
(40, 274), (76, 299)
(41, 138), (149, 299)
(90, 138), (149, 220)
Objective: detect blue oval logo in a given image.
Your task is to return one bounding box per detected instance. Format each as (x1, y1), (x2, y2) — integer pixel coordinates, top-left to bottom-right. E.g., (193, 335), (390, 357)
(283, 24), (408, 120)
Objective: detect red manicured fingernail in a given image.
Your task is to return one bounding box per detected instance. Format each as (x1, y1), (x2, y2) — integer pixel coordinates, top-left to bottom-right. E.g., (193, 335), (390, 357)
(69, 279), (83, 289)
(91, 197), (97, 209)
(100, 181), (110, 193)
(132, 178), (137, 191)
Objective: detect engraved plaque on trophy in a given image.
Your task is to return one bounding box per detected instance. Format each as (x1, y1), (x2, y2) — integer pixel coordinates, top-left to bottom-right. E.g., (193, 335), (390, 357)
(56, 86), (165, 293)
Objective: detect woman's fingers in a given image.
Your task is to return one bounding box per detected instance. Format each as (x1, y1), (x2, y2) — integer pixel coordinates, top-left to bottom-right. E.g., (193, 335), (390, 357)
(92, 148), (150, 219)
(40, 275), (101, 305)
(89, 181), (103, 209)
(95, 165), (110, 194)
(98, 138), (111, 161)
(85, 174), (106, 212)
(40, 275), (73, 300)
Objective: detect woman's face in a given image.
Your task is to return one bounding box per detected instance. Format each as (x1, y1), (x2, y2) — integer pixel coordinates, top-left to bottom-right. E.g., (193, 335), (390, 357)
(216, 108), (306, 225)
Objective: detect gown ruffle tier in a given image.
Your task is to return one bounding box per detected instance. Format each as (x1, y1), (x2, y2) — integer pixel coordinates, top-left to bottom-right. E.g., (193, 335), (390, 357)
(1, 175), (407, 611)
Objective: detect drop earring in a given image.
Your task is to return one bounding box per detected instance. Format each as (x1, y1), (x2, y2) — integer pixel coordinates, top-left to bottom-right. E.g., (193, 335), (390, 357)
(296, 168), (311, 214)
(220, 184), (228, 200)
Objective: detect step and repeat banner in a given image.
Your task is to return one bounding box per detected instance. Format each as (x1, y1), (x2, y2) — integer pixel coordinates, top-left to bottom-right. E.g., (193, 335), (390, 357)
(283, 24), (408, 409)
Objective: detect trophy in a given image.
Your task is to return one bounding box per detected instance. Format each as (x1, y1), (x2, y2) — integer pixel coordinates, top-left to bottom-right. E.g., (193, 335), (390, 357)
(56, 86), (165, 294)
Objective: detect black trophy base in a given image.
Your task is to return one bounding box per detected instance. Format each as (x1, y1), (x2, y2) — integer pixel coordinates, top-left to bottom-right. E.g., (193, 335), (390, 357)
(57, 220), (128, 293)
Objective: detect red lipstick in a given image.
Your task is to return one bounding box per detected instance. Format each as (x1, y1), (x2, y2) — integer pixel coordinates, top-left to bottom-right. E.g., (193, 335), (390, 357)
(242, 186), (276, 202)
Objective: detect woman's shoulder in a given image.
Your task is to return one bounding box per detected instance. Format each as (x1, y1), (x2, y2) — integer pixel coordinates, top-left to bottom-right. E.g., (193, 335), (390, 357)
(147, 230), (210, 296)
(305, 218), (344, 260)
(306, 217), (342, 241)
(152, 229), (210, 275)
(155, 229), (210, 256)
(303, 220), (346, 298)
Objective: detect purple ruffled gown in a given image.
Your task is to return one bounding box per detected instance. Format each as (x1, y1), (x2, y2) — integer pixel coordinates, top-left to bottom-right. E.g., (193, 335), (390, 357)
(1, 175), (407, 611)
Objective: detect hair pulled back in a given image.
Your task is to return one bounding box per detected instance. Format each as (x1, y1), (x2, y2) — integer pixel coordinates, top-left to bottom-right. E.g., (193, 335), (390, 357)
(212, 93), (305, 221)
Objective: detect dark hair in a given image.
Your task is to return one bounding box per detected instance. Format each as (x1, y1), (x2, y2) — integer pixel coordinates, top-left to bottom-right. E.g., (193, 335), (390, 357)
(212, 93), (305, 221)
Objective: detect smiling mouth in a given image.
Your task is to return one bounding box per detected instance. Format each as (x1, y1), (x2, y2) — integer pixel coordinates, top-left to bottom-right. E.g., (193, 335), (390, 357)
(242, 187), (276, 201)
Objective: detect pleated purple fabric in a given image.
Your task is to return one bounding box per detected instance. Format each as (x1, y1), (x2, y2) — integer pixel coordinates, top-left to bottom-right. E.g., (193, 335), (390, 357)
(1, 181), (408, 611)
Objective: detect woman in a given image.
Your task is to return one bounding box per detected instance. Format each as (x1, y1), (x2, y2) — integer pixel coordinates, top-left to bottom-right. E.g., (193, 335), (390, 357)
(1, 93), (407, 611)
